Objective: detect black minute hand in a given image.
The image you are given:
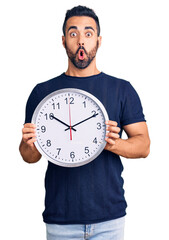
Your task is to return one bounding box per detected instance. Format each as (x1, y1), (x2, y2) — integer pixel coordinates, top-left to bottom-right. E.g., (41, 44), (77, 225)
(52, 115), (76, 131)
(64, 113), (98, 131)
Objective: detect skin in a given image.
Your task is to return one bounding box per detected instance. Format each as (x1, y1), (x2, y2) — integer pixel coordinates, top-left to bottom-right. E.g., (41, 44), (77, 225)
(19, 16), (150, 163)
(62, 16), (102, 77)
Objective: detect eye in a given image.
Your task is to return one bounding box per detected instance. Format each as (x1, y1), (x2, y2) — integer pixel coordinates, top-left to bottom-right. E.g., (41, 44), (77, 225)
(86, 32), (92, 37)
(70, 32), (77, 37)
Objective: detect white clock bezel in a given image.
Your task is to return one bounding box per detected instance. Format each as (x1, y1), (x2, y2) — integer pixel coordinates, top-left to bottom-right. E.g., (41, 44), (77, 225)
(31, 88), (109, 167)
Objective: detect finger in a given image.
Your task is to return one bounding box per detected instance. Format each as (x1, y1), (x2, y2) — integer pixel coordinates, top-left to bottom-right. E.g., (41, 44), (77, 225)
(105, 137), (115, 145)
(27, 137), (37, 145)
(22, 127), (36, 134)
(106, 126), (121, 133)
(23, 133), (36, 142)
(24, 123), (36, 129)
(106, 132), (119, 139)
(105, 120), (118, 127)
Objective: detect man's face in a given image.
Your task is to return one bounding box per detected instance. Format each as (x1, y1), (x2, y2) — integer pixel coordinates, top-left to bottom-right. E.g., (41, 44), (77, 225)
(62, 16), (101, 69)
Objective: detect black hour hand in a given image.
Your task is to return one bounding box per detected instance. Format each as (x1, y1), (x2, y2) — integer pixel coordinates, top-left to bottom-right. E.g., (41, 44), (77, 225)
(52, 115), (76, 131)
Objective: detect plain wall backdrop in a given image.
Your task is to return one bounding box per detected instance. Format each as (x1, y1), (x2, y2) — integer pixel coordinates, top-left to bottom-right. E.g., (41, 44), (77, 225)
(0, 0), (169, 239)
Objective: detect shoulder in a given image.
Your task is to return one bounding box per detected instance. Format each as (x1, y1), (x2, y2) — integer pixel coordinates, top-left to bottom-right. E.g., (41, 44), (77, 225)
(36, 73), (64, 89)
(102, 73), (142, 105)
(32, 74), (64, 100)
(102, 72), (129, 85)
(24, 74), (64, 123)
(102, 72), (133, 93)
(27, 73), (63, 107)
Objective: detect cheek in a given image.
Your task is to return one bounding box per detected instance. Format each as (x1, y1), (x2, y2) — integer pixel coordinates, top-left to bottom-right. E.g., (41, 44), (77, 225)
(65, 36), (76, 46)
(86, 38), (98, 48)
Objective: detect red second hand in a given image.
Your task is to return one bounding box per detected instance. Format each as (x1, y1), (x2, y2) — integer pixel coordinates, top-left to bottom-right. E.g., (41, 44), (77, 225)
(68, 97), (72, 140)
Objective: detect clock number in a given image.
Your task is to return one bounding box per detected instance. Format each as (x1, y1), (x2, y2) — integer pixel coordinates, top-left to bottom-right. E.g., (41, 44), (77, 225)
(41, 125), (46, 133)
(46, 140), (51, 147)
(85, 147), (89, 154)
(44, 113), (48, 120)
(44, 113), (54, 120)
(56, 148), (61, 155)
(52, 103), (60, 109)
(65, 97), (74, 104)
(49, 113), (54, 120)
(93, 137), (97, 144)
(97, 122), (102, 130)
(52, 103), (55, 110)
(92, 110), (96, 115)
(56, 102), (60, 109)
(83, 101), (86, 108)
(70, 151), (75, 159)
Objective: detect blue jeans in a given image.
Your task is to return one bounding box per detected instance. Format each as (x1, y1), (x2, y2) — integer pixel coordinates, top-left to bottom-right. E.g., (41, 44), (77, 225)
(46, 217), (125, 240)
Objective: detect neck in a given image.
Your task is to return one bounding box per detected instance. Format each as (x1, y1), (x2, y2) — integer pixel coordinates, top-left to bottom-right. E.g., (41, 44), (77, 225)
(65, 58), (100, 77)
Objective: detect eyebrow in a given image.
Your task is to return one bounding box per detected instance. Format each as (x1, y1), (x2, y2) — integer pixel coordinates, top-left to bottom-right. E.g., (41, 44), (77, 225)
(67, 26), (77, 32)
(84, 26), (95, 32)
(67, 26), (95, 33)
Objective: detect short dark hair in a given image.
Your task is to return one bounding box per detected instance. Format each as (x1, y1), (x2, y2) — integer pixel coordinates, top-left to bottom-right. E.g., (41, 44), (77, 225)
(62, 5), (100, 36)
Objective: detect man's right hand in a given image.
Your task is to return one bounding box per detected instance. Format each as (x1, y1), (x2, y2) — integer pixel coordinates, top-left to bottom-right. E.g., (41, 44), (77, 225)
(19, 123), (41, 163)
(22, 123), (37, 148)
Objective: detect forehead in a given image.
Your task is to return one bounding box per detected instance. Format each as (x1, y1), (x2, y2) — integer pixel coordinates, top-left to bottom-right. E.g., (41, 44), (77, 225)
(66, 16), (97, 31)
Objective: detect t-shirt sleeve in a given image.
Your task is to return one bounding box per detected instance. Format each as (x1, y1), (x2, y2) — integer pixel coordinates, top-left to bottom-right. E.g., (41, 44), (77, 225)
(120, 82), (146, 127)
(24, 84), (39, 124)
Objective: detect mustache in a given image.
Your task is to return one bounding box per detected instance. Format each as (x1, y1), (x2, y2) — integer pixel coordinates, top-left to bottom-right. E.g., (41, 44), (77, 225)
(76, 46), (87, 55)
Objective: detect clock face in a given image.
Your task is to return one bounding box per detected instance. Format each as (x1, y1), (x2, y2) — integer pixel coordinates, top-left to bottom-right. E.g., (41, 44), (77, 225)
(32, 88), (109, 167)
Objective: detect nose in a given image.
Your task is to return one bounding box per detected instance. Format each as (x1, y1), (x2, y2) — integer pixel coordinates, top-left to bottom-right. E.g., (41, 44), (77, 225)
(78, 42), (84, 46)
(78, 34), (84, 46)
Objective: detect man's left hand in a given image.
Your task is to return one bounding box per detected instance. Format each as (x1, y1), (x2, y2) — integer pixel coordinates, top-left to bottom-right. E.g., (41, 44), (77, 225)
(104, 120), (120, 151)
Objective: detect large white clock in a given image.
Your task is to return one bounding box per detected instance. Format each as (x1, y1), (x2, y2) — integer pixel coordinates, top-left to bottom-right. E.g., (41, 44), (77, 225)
(32, 88), (109, 167)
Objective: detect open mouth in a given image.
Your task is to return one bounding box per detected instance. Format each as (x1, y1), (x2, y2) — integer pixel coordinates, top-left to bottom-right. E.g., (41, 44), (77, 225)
(78, 49), (85, 60)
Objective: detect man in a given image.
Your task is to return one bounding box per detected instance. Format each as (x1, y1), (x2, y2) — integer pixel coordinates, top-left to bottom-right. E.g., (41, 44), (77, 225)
(19, 5), (150, 240)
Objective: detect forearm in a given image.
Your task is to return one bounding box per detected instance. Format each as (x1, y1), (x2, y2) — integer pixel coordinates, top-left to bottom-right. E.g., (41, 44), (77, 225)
(107, 135), (150, 159)
(19, 140), (41, 163)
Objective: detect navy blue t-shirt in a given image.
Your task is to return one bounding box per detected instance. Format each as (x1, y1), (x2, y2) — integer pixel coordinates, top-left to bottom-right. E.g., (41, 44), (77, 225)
(25, 72), (145, 224)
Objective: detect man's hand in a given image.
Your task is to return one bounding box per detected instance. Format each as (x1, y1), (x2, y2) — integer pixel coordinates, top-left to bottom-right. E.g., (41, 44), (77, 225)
(104, 120), (121, 151)
(104, 120), (150, 159)
(19, 123), (41, 163)
(22, 123), (37, 148)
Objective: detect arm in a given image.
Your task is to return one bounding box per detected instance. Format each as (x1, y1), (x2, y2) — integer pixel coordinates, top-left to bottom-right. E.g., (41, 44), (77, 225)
(19, 123), (41, 163)
(105, 121), (150, 158)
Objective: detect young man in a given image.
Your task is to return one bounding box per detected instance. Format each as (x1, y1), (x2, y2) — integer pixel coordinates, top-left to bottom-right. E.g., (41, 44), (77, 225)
(19, 5), (150, 240)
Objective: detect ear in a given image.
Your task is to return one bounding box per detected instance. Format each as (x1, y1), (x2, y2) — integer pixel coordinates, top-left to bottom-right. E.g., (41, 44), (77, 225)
(98, 36), (102, 48)
(62, 36), (66, 48)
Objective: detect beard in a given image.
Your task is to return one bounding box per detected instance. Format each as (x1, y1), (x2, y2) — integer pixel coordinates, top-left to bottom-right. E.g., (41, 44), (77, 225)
(65, 40), (99, 69)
